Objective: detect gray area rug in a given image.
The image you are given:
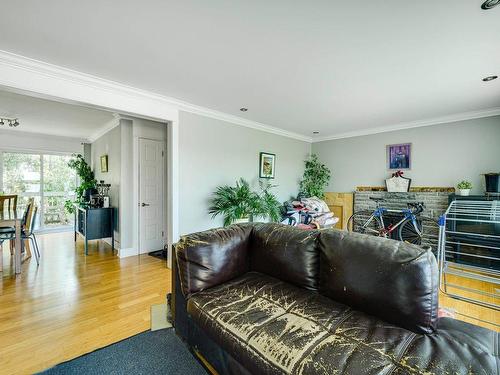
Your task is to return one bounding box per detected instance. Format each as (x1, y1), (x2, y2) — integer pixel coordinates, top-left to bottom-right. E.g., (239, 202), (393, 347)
(39, 328), (206, 374)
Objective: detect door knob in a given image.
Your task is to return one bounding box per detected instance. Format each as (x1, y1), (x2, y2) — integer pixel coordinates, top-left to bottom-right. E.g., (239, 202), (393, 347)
(141, 203), (150, 207)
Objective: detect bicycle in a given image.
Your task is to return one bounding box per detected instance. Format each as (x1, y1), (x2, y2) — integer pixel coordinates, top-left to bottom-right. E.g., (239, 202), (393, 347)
(347, 197), (439, 245)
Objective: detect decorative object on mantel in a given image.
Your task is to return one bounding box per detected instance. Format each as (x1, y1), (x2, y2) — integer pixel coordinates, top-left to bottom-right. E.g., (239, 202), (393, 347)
(387, 143), (411, 170)
(356, 186), (455, 193)
(100, 155), (109, 173)
(456, 180), (472, 196)
(385, 170), (411, 192)
(259, 152), (275, 179)
(0, 117), (20, 127)
(299, 154), (331, 198)
(484, 172), (500, 193)
(208, 178), (281, 226)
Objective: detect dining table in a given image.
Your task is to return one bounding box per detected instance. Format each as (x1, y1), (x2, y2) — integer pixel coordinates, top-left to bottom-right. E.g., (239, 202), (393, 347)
(0, 207), (23, 274)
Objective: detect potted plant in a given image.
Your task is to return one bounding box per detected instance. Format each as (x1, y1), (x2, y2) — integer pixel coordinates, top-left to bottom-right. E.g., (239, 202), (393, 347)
(299, 154), (331, 198)
(209, 178), (281, 226)
(457, 180), (472, 196)
(64, 154), (97, 213)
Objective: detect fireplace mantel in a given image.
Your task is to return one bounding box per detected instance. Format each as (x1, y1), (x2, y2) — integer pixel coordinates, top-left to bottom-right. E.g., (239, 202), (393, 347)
(356, 186), (454, 193)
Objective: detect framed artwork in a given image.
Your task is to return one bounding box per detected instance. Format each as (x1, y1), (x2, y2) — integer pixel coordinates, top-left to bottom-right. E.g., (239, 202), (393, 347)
(259, 152), (276, 179)
(386, 143), (411, 170)
(100, 155), (109, 173)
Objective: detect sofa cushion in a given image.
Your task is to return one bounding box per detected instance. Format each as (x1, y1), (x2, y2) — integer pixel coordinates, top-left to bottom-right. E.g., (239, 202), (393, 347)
(176, 225), (253, 297)
(187, 272), (497, 375)
(318, 230), (438, 334)
(250, 223), (319, 290)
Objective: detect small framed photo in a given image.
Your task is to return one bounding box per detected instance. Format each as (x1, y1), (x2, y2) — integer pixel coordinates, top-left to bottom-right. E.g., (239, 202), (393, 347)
(387, 143), (411, 170)
(100, 155), (109, 173)
(259, 152), (276, 179)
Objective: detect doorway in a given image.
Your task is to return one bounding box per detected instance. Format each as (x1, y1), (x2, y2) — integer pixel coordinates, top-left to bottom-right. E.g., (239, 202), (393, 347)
(138, 138), (165, 253)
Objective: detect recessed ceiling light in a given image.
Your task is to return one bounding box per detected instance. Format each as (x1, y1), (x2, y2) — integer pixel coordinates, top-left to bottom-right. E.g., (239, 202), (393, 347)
(312, 131), (320, 135)
(240, 108), (248, 112)
(482, 75), (498, 82)
(481, 0), (500, 10)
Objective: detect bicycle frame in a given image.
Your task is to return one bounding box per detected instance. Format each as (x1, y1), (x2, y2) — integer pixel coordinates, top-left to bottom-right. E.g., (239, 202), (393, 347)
(362, 207), (422, 237)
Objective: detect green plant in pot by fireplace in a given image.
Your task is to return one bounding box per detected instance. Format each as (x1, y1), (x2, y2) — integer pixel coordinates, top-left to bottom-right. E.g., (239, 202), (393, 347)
(299, 154), (331, 198)
(457, 180), (472, 196)
(64, 154), (97, 213)
(209, 178), (281, 226)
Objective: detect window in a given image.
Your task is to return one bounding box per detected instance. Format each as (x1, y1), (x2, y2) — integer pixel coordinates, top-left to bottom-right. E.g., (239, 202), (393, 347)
(1, 151), (76, 230)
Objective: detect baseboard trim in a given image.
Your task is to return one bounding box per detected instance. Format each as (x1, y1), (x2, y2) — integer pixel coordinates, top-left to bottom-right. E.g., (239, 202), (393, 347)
(118, 247), (138, 258)
(100, 237), (138, 258)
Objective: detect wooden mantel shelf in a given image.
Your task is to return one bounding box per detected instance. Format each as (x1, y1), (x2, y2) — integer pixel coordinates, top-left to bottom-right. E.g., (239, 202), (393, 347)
(356, 186), (454, 193)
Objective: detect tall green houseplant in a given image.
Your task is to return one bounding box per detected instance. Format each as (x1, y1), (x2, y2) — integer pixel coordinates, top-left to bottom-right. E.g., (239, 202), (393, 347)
(64, 154), (97, 213)
(299, 154), (331, 198)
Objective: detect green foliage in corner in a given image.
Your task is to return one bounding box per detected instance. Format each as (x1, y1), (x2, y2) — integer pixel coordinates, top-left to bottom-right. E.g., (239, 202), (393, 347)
(299, 154), (331, 198)
(64, 154), (97, 213)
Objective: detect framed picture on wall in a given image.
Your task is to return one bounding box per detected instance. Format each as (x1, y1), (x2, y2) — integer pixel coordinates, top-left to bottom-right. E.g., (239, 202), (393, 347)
(386, 143), (411, 170)
(259, 152), (276, 179)
(100, 155), (109, 173)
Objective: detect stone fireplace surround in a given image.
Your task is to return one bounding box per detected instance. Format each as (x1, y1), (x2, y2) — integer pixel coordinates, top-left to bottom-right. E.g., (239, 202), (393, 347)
(353, 187), (453, 252)
(354, 187), (453, 220)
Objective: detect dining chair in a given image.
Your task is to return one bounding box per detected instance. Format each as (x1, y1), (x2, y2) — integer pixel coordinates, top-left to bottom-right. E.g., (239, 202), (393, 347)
(22, 205), (40, 265)
(0, 201), (39, 268)
(4, 198), (33, 256)
(0, 194), (18, 215)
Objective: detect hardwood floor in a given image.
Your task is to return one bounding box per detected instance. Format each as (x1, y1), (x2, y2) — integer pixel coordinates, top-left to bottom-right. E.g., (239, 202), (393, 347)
(0, 232), (170, 375)
(439, 271), (499, 331)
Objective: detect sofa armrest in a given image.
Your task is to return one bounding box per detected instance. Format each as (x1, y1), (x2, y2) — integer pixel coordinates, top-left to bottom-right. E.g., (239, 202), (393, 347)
(175, 224), (253, 298)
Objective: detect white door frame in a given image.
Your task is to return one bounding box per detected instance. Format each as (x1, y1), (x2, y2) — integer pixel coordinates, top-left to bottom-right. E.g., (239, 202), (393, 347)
(0, 51), (179, 267)
(137, 137), (166, 254)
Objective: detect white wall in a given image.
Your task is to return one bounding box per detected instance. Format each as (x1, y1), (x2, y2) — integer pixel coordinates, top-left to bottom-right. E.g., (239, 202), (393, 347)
(90, 116), (167, 255)
(131, 117), (167, 254)
(0, 129), (83, 154)
(91, 123), (122, 243)
(178, 111), (311, 235)
(312, 116), (500, 194)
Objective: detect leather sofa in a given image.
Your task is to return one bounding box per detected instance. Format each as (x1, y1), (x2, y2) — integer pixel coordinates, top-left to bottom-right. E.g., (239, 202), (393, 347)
(172, 223), (499, 374)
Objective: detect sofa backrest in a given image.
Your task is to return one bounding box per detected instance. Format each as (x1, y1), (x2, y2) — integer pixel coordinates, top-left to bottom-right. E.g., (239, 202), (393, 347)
(318, 230), (439, 334)
(175, 225), (253, 297)
(250, 223), (320, 291)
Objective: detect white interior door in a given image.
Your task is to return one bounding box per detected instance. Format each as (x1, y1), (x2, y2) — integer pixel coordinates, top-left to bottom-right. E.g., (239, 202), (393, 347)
(139, 138), (165, 253)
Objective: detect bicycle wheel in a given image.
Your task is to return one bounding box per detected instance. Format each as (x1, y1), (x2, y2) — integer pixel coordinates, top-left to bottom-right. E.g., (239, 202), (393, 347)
(347, 211), (383, 236)
(398, 219), (422, 245)
(398, 216), (440, 247)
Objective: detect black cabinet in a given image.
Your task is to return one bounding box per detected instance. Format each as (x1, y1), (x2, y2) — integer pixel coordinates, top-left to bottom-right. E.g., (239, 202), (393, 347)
(74, 206), (115, 255)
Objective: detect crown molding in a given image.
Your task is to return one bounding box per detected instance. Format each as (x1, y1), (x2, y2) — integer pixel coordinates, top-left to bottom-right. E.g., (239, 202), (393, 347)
(0, 128), (86, 143)
(87, 116), (121, 143)
(313, 107), (500, 143)
(0, 50), (312, 143)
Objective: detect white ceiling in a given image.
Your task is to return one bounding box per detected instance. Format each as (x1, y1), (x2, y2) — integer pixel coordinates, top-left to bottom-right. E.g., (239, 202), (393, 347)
(0, 89), (115, 139)
(0, 1), (499, 140)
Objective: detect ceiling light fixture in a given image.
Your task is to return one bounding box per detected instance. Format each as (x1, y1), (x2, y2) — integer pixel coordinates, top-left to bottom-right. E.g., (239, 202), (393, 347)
(482, 75), (498, 82)
(481, 0), (500, 9)
(0, 117), (20, 127)
(239, 108), (248, 112)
